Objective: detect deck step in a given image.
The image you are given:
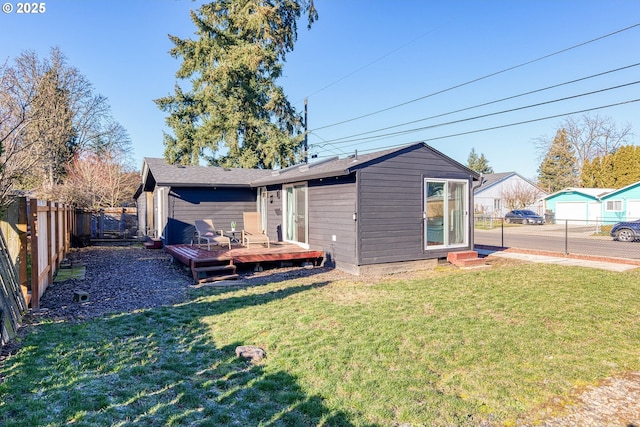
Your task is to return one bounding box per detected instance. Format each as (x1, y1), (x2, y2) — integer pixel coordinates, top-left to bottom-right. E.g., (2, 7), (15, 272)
(447, 251), (487, 268)
(196, 273), (240, 284)
(191, 264), (237, 283)
(192, 265), (237, 273)
(144, 239), (163, 249)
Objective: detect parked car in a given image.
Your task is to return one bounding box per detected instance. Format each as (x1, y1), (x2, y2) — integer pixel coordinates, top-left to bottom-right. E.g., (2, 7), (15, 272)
(504, 210), (545, 225)
(610, 219), (640, 242)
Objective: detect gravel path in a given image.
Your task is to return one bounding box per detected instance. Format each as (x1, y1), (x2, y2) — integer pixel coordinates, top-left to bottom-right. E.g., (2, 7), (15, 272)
(5, 246), (640, 426)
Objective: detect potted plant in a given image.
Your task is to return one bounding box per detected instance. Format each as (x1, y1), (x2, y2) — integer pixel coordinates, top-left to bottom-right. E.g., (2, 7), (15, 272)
(231, 221), (236, 231)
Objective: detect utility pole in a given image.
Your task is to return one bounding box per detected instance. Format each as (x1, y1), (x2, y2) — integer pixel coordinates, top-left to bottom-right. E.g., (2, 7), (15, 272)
(304, 97), (308, 164)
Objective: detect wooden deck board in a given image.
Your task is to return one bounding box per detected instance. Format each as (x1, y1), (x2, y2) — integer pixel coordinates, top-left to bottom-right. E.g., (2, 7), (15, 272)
(165, 243), (324, 269)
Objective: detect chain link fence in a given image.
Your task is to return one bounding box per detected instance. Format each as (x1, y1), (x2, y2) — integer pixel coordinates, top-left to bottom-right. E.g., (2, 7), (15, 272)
(474, 215), (640, 260)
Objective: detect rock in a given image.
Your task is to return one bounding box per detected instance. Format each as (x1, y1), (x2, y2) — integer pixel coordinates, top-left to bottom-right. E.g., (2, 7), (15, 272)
(235, 345), (266, 362)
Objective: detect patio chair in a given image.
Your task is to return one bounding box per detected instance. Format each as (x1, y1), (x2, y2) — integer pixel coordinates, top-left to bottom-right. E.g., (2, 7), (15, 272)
(242, 212), (270, 248)
(192, 219), (231, 250)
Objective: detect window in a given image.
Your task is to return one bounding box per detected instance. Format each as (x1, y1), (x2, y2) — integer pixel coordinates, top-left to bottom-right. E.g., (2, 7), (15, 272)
(606, 200), (623, 212)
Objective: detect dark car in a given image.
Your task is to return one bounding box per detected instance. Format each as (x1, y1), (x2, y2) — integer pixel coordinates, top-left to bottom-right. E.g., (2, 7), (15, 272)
(504, 209), (545, 225)
(610, 219), (640, 242)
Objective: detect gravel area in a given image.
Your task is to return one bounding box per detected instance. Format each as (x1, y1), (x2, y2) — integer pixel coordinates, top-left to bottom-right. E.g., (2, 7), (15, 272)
(30, 245), (191, 323)
(3, 246), (640, 426)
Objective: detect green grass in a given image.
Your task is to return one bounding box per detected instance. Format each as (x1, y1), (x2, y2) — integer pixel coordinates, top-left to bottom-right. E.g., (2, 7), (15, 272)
(2, 263), (640, 426)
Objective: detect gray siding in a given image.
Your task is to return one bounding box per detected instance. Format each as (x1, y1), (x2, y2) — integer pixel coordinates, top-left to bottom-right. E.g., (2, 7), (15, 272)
(308, 177), (357, 267)
(357, 146), (474, 265)
(136, 192), (147, 237)
(263, 178), (357, 267)
(263, 186), (283, 242)
(166, 187), (257, 244)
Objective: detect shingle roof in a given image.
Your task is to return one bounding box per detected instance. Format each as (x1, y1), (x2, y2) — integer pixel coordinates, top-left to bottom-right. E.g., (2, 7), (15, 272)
(475, 172), (516, 192)
(251, 142), (479, 186)
(142, 158), (272, 188)
(474, 172), (546, 195)
(142, 143), (480, 190)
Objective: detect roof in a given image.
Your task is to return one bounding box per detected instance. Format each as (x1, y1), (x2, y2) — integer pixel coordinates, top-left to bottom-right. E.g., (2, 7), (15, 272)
(475, 172), (547, 195)
(543, 187), (616, 200)
(142, 157), (272, 190)
(251, 142), (480, 186)
(599, 180), (640, 199)
(475, 172), (516, 192)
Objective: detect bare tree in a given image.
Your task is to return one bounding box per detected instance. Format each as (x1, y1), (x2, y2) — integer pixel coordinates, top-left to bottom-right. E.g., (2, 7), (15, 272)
(0, 57), (48, 208)
(535, 113), (633, 177)
(0, 48), (134, 207)
(58, 148), (138, 209)
(499, 180), (545, 211)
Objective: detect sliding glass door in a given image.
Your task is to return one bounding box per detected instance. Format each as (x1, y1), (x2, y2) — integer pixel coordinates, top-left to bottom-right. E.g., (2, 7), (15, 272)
(284, 183), (308, 247)
(424, 179), (468, 249)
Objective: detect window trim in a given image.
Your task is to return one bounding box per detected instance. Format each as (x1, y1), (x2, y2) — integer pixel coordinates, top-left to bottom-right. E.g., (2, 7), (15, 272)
(605, 199), (623, 212)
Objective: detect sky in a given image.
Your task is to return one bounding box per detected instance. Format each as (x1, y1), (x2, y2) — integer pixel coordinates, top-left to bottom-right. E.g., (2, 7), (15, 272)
(1, 0), (639, 179)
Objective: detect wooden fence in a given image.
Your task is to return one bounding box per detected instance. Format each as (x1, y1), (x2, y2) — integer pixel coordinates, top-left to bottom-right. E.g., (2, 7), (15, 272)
(0, 198), (28, 347)
(29, 199), (76, 309)
(0, 197), (77, 346)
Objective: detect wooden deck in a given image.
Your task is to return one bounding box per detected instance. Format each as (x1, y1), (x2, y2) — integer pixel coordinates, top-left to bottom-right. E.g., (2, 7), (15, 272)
(164, 242), (324, 283)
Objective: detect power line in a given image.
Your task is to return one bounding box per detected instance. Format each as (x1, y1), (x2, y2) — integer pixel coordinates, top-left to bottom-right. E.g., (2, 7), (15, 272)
(311, 22), (640, 132)
(293, 19), (454, 105)
(312, 62), (640, 144)
(312, 98), (640, 159)
(312, 81), (640, 148)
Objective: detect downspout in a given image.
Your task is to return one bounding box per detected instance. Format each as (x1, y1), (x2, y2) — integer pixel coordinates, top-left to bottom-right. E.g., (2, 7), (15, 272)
(471, 173), (485, 250)
(355, 169), (361, 267)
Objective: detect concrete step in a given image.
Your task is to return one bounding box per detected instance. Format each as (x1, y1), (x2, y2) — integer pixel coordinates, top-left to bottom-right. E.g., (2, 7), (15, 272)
(447, 251), (479, 262)
(447, 251), (487, 268)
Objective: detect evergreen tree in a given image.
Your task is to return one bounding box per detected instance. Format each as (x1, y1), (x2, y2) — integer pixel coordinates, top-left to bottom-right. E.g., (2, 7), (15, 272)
(537, 129), (579, 192)
(582, 145), (640, 188)
(611, 145), (640, 188)
(156, 0), (317, 168)
(467, 147), (494, 174)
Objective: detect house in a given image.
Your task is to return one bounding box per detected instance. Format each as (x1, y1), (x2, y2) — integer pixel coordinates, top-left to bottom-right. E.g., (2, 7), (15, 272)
(543, 187), (614, 223)
(137, 142), (481, 274)
(250, 142), (481, 274)
(138, 158), (272, 244)
(599, 181), (640, 223)
(473, 172), (547, 217)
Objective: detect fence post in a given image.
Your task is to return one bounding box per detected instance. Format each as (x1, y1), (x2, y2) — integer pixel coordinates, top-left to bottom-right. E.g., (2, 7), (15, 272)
(29, 199), (39, 309)
(501, 219), (505, 248)
(47, 201), (53, 286)
(17, 198), (28, 304)
(565, 220), (569, 255)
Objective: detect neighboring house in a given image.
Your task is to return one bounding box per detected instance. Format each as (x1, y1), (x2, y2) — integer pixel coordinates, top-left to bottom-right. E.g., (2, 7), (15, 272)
(137, 142), (481, 274)
(543, 187), (615, 223)
(474, 172), (547, 217)
(597, 181), (640, 223)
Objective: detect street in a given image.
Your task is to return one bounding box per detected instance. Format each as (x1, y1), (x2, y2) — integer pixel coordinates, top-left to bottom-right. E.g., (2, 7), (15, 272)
(474, 224), (640, 260)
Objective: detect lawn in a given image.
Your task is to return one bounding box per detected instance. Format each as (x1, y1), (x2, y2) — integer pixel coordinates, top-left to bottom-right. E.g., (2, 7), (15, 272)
(1, 261), (640, 426)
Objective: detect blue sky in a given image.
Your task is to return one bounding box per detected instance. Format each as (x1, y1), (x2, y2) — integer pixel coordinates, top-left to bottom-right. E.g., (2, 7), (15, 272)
(1, 0), (639, 179)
